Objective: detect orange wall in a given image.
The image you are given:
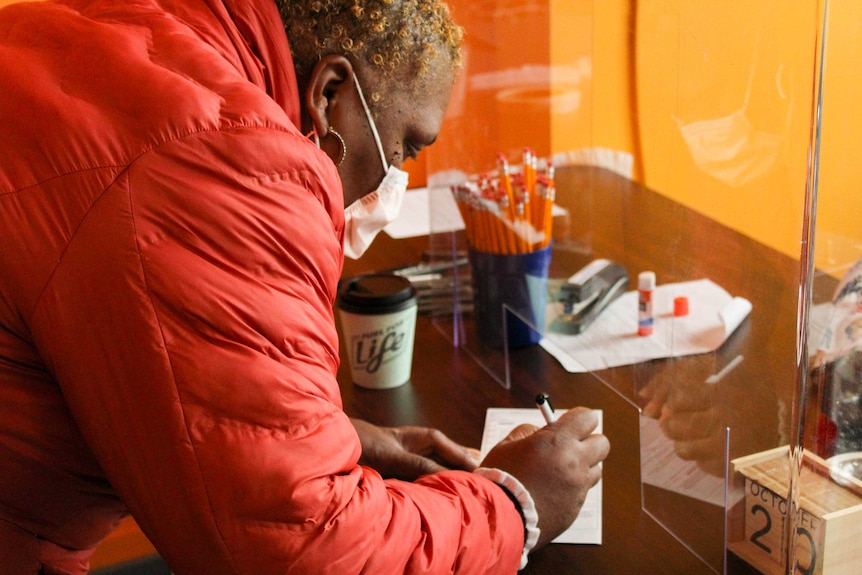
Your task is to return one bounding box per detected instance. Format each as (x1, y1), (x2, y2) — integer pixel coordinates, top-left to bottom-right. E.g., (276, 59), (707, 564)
(550, 0), (638, 175)
(631, 0), (860, 275)
(434, 0), (860, 275)
(633, 2), (815, 263)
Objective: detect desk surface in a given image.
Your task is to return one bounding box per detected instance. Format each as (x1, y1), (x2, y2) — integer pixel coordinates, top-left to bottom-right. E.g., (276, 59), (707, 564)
(339, 165), (805, 575)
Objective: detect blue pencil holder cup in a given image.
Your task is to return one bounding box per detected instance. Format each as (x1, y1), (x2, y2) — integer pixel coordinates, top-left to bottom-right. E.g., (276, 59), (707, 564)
(468, 245), (552, 348)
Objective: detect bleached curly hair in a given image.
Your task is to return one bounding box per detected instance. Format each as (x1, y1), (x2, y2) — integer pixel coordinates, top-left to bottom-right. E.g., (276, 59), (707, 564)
(276, 0), (463, 106)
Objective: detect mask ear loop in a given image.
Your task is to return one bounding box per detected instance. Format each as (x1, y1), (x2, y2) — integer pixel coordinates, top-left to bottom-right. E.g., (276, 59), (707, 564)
(352, 72), (389, 171)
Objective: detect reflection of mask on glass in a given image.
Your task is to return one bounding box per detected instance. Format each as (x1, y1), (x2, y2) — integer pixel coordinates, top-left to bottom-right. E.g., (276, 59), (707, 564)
(676, 109), (781, 188)
(342, 72), (410, 259)
(675, 21), (787, 189)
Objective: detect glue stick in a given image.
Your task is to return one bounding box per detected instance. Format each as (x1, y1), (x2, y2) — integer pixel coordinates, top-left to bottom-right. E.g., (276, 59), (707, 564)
(637, 271), (655, 336)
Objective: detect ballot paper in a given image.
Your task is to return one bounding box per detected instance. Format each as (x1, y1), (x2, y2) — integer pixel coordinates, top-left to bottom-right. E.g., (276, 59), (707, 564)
(540, 278), (752, 373)
(480, 408), (603, 545)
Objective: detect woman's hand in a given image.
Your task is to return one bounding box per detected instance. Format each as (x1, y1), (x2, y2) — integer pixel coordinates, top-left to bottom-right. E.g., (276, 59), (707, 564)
(351, 418), (480, 480)
(479, 407), (609, 549)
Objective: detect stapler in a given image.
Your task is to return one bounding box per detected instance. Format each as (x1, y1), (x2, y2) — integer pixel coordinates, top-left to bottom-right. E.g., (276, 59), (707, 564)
(551, 259), (629, 335)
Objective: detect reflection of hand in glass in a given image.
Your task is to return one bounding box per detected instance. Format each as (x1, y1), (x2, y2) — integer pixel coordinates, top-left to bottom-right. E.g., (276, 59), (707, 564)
(639, 355), (726, 476)
(639, 354), (780, 477)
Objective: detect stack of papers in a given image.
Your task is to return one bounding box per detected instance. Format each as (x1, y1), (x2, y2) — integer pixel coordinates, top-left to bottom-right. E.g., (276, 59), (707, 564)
(541, 279), (752, 373)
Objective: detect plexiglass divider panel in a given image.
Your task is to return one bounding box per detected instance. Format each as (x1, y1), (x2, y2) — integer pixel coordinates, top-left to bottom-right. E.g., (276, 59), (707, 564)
(417, 0), (859, 573)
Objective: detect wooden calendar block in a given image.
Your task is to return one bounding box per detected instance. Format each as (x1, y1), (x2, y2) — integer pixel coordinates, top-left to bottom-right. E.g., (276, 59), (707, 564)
(730, 446), (862, 575)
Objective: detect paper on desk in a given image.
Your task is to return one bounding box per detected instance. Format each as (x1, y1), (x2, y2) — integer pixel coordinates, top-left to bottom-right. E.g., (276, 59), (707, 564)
(540, 279), (752, 373)
(385, 187), (465, 238)
(384, 187), (568, 239)
(480, 408), (603, 545)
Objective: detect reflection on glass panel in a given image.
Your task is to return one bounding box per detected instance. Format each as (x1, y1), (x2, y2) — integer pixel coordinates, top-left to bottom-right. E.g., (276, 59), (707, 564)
(632, 4), (819, 572)
(421, 0), (862, 572)
(806, 260), (862, 464)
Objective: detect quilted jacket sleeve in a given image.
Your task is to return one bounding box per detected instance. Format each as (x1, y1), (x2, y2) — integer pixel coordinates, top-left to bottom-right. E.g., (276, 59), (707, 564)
(29, 126), (523, 574)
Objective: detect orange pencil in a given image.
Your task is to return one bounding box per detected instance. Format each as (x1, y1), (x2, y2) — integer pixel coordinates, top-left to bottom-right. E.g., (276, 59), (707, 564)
(488, 199), (505, 254)
(453, 151), (554, 253)
(497, 194), (518, 254)
(514, 199), (529, 253)
(543, 182), (555, 248)
(543, 162), (555, 248)
(498, 154), (517, 222)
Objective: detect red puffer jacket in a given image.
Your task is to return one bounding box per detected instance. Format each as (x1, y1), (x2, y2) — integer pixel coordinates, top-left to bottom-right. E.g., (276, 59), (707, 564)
(0, 0), (523, 573)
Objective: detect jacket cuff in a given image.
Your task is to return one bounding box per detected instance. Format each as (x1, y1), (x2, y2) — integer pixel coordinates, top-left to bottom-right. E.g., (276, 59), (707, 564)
(474, 467), (540, 570)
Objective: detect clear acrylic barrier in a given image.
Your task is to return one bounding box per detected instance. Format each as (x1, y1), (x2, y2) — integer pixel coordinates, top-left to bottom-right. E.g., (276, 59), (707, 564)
(427, 168), (739, 573)
(416, 0), (862, 573)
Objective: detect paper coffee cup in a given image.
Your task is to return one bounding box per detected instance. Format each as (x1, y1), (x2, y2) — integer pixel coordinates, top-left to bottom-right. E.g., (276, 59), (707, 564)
(337, 274), (418, 389)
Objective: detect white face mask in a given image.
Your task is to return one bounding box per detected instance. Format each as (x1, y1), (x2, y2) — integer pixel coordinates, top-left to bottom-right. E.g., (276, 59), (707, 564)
(342, 72), (410, 259)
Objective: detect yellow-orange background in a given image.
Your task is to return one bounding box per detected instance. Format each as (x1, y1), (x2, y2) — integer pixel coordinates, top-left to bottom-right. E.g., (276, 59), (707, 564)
(426, 0), (860, 278)
(2, 0), (858, 275)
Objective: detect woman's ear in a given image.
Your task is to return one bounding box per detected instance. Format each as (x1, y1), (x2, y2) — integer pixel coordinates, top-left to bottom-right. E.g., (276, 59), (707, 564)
(304, 55), (354, 137)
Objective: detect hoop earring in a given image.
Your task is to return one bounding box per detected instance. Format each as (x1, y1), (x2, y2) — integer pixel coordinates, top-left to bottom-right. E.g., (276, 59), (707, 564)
(328, 127), (347, 167)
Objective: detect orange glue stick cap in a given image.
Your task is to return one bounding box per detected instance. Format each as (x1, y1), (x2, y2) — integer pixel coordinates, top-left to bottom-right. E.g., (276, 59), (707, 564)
(673, 296), (689, 317)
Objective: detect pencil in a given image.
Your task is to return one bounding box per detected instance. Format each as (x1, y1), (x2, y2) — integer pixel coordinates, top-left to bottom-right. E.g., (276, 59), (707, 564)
(450, 150), (555, 255)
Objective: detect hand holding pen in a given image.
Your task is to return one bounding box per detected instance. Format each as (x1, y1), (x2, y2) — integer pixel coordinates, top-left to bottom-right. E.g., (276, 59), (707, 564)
(480, 395), (610, 550)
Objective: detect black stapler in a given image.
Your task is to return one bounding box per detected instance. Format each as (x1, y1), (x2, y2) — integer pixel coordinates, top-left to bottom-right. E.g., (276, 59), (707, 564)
(551, 259), (629, 335)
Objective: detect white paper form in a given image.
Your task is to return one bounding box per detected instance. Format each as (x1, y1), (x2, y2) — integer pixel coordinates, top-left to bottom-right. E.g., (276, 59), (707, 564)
(384, 187), (465, 239)
(384, 187), (569, 239)
(480, 408), (603, 545)
(540, 279), (752, 373)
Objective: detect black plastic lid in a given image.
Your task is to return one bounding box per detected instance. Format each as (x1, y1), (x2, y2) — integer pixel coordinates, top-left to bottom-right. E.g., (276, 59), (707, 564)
(336, 274), (417, 314)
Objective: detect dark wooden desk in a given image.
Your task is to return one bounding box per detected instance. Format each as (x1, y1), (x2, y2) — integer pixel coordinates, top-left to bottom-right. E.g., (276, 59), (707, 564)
(339, 165), (805, 574)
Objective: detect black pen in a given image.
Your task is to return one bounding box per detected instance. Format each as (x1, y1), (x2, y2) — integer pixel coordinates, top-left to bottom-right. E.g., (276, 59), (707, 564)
(535, 393), (556, 424)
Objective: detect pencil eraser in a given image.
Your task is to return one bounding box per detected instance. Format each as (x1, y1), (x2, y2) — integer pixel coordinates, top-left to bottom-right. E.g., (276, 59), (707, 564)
(673, 296), (689, 317)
